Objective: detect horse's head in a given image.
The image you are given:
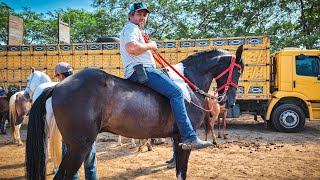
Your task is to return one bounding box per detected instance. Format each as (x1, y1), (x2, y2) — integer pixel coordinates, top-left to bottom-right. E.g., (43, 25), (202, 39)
(214, 45), (244, 109)
(180, 45), (244, 109)
(24, 68), (52, 100)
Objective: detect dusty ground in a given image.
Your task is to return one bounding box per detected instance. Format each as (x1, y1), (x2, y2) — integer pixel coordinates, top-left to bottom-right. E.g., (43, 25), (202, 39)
(1, 115), (320, 180)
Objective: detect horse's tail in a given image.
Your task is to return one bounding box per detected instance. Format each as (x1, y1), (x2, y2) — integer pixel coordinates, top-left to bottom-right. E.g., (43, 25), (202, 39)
(26, 86), (54, 180)
(49, 116), (62, 171)
(9, 93), (17, 141)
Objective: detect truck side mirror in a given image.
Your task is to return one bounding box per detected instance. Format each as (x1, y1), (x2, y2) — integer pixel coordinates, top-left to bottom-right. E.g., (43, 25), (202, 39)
(318, 75), (320, 80)
(313, 59), (319, 76)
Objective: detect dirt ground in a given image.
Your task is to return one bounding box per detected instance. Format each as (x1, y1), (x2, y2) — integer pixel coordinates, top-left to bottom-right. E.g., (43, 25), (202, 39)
(1, 115), (320, 180)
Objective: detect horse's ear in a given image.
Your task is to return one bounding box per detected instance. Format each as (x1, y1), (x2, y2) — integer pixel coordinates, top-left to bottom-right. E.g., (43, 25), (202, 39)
(236, 45), (243, 62)
(31, 67), (35, 73)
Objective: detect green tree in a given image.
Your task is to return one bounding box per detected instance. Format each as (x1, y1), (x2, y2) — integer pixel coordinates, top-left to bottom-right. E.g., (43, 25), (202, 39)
(0, 0), (318, 52)
(0, 2), (14, 45)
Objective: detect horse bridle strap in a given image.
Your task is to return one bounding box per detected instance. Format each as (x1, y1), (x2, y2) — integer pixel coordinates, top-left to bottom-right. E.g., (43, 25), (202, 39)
(214, 55), (242, 94)
(25, 72), (35, 96)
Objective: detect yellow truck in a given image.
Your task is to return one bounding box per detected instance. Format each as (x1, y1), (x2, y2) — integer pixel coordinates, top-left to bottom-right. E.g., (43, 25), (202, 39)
(0, 36), (319, 132)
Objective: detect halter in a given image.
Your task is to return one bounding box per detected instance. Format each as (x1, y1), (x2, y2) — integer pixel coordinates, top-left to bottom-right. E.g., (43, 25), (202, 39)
(214, 55), (242, 97)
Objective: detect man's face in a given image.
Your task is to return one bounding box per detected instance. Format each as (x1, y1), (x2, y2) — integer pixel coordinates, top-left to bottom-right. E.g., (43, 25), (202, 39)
(130, 9), (148, 29)
(56, 74), (65, 81)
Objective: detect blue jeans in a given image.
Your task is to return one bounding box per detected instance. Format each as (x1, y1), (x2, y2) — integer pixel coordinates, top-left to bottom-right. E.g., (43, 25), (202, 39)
(129, 67), (197, 143)
(62, 141), (98, 180)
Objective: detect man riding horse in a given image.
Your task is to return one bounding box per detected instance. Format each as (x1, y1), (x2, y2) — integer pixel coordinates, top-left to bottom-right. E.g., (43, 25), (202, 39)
(120, 2), (212, 149)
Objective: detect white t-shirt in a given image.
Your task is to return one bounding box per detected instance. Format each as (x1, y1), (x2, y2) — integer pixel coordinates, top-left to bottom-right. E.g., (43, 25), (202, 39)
(120, 22), (156, 79)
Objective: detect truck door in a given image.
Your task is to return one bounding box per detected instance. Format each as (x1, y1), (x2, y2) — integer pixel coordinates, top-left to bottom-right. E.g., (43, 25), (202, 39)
(293, 55), (320, 100)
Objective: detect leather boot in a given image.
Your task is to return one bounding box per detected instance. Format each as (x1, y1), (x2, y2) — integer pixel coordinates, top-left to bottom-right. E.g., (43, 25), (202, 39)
(180, 138), (212, 150)
(167, 161), (176, 169)
(165, 157), (174, 164)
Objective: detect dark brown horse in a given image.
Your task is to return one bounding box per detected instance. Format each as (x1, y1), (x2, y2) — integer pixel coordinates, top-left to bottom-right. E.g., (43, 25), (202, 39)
(26, 45), (244, 180)
(0, 91), (14, 134)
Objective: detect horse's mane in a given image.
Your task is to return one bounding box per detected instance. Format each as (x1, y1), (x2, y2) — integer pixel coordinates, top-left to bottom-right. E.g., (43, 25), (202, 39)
(34, 71), (52, 82)
(181, 49), (230, 66)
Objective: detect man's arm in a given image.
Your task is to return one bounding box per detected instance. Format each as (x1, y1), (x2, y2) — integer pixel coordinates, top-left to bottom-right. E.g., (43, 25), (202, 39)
(125, 41), (158, 55)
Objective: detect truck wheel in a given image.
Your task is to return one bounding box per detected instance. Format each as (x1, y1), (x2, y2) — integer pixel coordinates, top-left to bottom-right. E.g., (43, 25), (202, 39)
(271, 104), (305, 133)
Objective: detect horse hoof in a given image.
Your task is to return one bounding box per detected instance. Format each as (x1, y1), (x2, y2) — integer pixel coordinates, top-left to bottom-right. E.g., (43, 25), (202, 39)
(224, 137), (228, 139)
(1, 131), (6, 135)
(129, 144), (137, 149)
(212, 141), (218, 146)
(147, 147), (153, 151)
(18, 142), (23, 146)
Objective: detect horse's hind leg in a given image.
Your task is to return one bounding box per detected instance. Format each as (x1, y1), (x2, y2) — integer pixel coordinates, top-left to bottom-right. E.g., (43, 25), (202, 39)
(54, 142), (92, 180)
(217, 114), (222, 138)
(117, 135), (122, 146)
(0, 114), (7, 134)
(131, 138), (137, 148)
(146, 139), (153, 151)
(174, 136), (191, 180)
(210, 121), (218, 145)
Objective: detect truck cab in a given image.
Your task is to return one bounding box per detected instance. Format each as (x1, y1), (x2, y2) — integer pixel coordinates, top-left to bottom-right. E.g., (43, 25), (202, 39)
(267, 49), (320, 132)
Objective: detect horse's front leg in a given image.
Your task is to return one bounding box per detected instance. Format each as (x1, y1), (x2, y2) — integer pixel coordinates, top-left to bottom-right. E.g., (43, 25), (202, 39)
(173, 136), (191, 180)
(15, 124), (23, 145)
(222, 110), (228, 139)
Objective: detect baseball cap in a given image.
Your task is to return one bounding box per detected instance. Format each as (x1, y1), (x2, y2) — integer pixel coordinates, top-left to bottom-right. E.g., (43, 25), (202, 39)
(129, 2), (149, 13)
(55, 62), (73, 77)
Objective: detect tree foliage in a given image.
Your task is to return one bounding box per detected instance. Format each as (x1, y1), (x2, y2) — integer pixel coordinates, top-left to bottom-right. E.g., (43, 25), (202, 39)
(0, 0), (319, 52)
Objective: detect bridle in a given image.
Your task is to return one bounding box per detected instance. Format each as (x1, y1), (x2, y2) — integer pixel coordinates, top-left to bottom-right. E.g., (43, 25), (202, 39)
(213, 55), (242, 101)
(188, 55), (242, 112)
(25, 72), (35, 99)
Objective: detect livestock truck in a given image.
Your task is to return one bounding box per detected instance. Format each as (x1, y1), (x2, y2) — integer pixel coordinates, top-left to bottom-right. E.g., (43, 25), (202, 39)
(1, 35), (319, 132)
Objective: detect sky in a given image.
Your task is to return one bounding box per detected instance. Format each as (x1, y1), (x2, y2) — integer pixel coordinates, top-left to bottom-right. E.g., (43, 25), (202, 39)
(1, 0), (94, 13)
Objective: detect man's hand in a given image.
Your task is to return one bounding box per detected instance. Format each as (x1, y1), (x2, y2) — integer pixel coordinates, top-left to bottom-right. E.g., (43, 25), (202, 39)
(148, 40), (158, 51)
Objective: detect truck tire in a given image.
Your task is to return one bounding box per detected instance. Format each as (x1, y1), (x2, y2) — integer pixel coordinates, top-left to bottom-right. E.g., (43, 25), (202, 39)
(271, 104), (305, 133)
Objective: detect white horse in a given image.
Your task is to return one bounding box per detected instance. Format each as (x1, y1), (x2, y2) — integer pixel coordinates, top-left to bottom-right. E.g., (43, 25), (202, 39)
(23, 68), (61, 172)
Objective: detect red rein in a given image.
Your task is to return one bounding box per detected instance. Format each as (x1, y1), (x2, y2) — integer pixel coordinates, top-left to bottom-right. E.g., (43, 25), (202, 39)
(142, 33), (241, 97)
